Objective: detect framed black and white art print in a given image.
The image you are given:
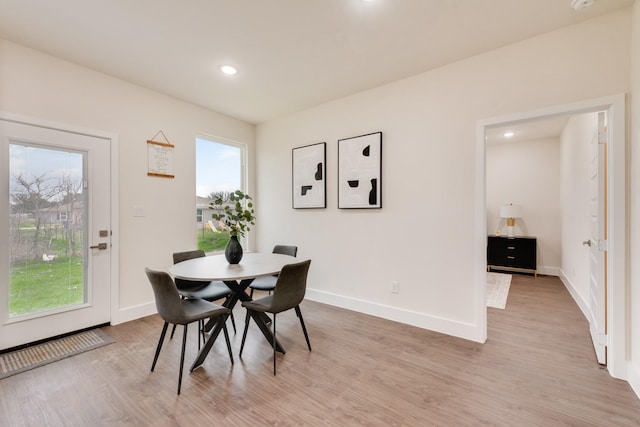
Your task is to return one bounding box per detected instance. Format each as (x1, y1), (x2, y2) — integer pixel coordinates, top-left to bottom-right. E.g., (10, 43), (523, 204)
(338, 131), (382, 209)
(292, 142), (326, 209)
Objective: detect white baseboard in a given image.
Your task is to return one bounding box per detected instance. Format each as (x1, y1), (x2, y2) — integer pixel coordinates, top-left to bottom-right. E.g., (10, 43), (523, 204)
(112, 301), (157, 325)
(538, 266), (560, 276)
(305, 288), (484, 343)
(558, 268), (590, 321)
(628, 362), (640, 399)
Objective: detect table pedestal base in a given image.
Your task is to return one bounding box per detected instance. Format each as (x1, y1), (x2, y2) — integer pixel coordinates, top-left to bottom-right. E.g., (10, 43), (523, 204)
(191, 278), (285, 371)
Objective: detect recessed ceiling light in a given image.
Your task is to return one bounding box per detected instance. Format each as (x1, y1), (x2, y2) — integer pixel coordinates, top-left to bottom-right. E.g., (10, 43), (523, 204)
(504, 132), (515, 138)
(570, 0), (594, 11)
(220, 65), (238, 75)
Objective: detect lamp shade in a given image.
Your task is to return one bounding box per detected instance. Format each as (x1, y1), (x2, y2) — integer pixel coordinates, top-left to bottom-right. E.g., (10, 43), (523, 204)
(500, 204), (523, 219)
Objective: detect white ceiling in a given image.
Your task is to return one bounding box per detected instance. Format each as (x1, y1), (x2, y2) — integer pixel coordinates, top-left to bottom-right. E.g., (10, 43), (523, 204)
(486, 116), (572, 145)
(0, 0), (633, 124)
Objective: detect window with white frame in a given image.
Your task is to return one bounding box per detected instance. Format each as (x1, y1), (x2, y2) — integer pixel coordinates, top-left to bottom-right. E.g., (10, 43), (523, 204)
(195, 136), (245, 253)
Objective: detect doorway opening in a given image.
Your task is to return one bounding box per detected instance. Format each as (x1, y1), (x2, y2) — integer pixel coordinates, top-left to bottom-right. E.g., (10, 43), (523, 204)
(475, 94), (626, 379)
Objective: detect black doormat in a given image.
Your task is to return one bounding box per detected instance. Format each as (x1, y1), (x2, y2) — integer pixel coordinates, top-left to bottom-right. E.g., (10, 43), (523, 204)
(0, 329), (114, 379)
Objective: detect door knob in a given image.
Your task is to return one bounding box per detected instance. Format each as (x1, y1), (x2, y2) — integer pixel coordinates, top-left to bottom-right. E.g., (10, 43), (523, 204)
(582, 240), (591, 246)
(90, 243), (108, 250)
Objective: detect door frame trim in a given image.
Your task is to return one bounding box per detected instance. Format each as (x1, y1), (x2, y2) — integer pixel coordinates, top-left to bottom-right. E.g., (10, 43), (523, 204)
(474, 94), (627, 379)
(0, 111), (120, 327)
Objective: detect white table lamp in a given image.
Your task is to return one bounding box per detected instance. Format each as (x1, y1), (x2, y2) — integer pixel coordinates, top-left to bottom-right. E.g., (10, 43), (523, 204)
(500, 204), (523, 237)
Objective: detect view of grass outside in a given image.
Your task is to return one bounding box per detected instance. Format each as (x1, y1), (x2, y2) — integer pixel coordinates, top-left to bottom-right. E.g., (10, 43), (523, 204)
(10, 224), (85, 316)
(197, 228), (231, 253)
(10, 256), (83, 316)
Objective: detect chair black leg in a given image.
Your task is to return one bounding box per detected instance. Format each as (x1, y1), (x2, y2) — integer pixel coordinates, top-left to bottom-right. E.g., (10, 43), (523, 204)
(151, 322), (169, 372)
(239, 309), (252, 357)
(178, 324), (188, 395)
(198, 319), (205, 350)
(295, 306), (312, 351)
(221, 315), (234, 364)
(229, 311), (237, 334)
(272, 313), (277, 376)
(223, 296), (237, 334)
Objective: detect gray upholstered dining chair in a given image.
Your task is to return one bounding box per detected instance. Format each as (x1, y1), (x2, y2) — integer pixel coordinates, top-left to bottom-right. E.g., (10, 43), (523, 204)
(172, 250), (236, 336)
(145, 267), (233, 395)
(240, 259), (311, 375)
(248, 245), (298, 298)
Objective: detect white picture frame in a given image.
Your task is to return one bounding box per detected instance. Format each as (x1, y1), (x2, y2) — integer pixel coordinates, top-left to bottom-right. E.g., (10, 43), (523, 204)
(338, 132), (382, 209)
(292, 142), (326, 209)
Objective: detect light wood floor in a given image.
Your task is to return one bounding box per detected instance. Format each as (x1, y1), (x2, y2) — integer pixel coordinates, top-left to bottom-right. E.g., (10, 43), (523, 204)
(1, 274), (639, 426)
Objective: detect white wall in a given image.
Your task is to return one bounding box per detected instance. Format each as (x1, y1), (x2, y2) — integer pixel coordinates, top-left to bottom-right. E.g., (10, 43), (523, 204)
(255, 10), (631, 342)
(486, 138), (561, 275)
(1, 6), (636, 376)
(629, 0), (640, 397)
(558, 113), (598, 315)
(0, 39), (255, 323)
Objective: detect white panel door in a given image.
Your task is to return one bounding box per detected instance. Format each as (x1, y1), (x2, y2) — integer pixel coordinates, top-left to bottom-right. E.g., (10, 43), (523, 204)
(0, 119), (111, 350)
(587, 111), (607, 365)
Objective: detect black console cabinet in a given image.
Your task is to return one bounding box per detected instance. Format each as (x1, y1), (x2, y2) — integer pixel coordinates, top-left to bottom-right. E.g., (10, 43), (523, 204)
(487, 235), (537, 276)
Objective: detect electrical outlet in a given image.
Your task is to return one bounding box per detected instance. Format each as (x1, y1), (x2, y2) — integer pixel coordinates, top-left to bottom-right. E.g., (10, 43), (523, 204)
(391, 281), (399, 294)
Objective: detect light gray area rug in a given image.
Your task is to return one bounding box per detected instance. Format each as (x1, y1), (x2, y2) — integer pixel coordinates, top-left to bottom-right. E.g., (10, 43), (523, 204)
(487, 272), (512, 309)
(0, 328), (114, 379)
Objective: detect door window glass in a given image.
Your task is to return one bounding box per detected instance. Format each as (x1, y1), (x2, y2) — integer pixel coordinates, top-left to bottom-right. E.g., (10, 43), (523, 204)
(9, 143), (86, 318)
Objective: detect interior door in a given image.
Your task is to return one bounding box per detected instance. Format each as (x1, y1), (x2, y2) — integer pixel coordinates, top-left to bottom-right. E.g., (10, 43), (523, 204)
(587, 111), (607, 365)
(0, 118), (111, 350)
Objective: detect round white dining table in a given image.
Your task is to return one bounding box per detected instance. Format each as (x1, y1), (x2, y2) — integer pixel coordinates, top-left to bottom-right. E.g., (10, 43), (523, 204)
(169, 252), (293, 282)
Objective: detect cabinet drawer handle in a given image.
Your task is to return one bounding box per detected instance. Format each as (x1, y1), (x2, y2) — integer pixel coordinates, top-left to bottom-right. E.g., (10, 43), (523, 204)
(507, 246), (515, 250)
(507, 256), (515, 259)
